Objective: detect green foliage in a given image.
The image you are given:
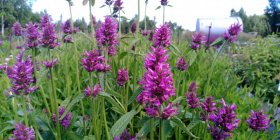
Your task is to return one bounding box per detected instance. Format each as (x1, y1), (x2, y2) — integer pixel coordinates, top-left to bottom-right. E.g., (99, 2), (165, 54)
(234, 35), (280, 102)
(265, 0), (280, 33)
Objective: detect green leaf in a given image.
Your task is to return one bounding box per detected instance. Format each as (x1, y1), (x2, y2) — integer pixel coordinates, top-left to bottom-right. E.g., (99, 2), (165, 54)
(0, 125), (14, 134)
(118, 52), (128, 60)
(128, 88), (142, 105)
(155, 6), (161, 10)
(172, 96), (184, 104)
(187, 119), (200, 130)
(100, 5), (106, 8)
(210, 37), (223, 46)
(167, 5), (173, 7)
(136, 118), (159, 138)
(64, 131), (82, 140)
(83, 135), (95, 140)
(91, 0), (95, 6)
(99, 92), (126, 114)
(171, 116), (198, 139)
(187, 51), (197, 66)
(60, 94), (85, 120)
(111, 110), (137, 137)
(60, 96), (72, 108)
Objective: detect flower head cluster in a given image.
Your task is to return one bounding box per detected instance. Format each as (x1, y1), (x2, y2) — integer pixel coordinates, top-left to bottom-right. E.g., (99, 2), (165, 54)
(9, 123), (35, 140)
(62, 19), (72, 34)
(130, 22), (137, 33)
(137, 46), (176, 118)
(95, 16), (118, 56)
(246, 110), (270, 132)
(81, 49), (111, 72)
(84, 84), (102, 98)
(201, 96), (217, 120)
(113, 0), (123, 17)
(40, 14), (52, 29)
(153, 24), (171, 47)
(42, 59), (58, 69)
(208, 99), (240, 140)
(186, 82), (200, 109)
(117, 68), (129, 86)
(7, 49), (36, 95)
(62, 19), (74, 43)
(40, 22), (60, 49)
(114, 129), (136, 140)
(162, 103), (178, 119)
(176, 57), (188, 71)
(12, 22), (22, 36)
(224, 23), (242, 43)
(26, 22), (40, 49)
(191, 32), (205, 50)
(52, 107), (72, 129)
(142, 30), (148, 36)
(160, 0), (168, 6)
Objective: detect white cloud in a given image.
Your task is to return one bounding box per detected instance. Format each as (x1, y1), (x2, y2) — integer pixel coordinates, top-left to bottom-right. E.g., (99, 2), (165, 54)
(32, 0), (268, 31)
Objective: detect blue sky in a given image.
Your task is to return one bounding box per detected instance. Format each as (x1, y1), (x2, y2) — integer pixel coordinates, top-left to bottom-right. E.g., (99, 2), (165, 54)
(32, 0), (269, 31)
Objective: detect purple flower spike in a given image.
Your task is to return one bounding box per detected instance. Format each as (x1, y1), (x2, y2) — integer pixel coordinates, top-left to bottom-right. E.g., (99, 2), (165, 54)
(209, 125), (231, 140)
(161, 0), (168, 6)
(9, 123), (35, 140)
(12, 22), (22, 36)
(117, 68), (129, 86)
(26, 22), (40, 49)
(153, 24), (171, 47)
(162, 103), (178, 119)
(113, 0), (123, 17)
(142, 30), (148, 36)
(82, 49), (99, 72)
(114, 129), (136, 140)
(84, 84), (101, 98)
(42, 59), (58, 69)
(52, 107), (72, 129)
(201, 96), (216, 113)
(208, 99), (240, 140)
(7, 49), (37, 95)
(176, 57), (188, 71)
(40, 22), (60, 49)
(137, 46), (175, 117)
(95, 16), (118, 53)
(63, 35), (73, 43)
(224, 23), (242, 43)
(246, 110), (270, 132)
(186, 92), (199, 109)
(40, 14), (52, 29)
(191, 32), (205, 50)
(108, 46), (117, 56)
(130, 22), (137, 33)
(62, 19), (72, 34)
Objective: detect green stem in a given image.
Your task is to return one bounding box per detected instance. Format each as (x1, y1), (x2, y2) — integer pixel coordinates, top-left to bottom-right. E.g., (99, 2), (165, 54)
(144, 1), (147, 31)
(163, 6), (165, 24)
(118, 12), (121, 36)
(102, 97), (111, 139)
(48, 49), (61, 140)
(150, 118), (154, 140)
(39, 85), (51, 117)
(89, 1), (96, 46)
(160, 118), (164, 140)
(137, 0), (140, 33)
(205, 41), (227, 96)
(50, 68), (61, 140)
(21, 95), (29, 126)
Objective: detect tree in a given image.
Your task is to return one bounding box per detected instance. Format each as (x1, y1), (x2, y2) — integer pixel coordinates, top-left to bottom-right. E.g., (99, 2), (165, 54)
(0, 0), (40, 37)
(265, 0), (280, 33)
